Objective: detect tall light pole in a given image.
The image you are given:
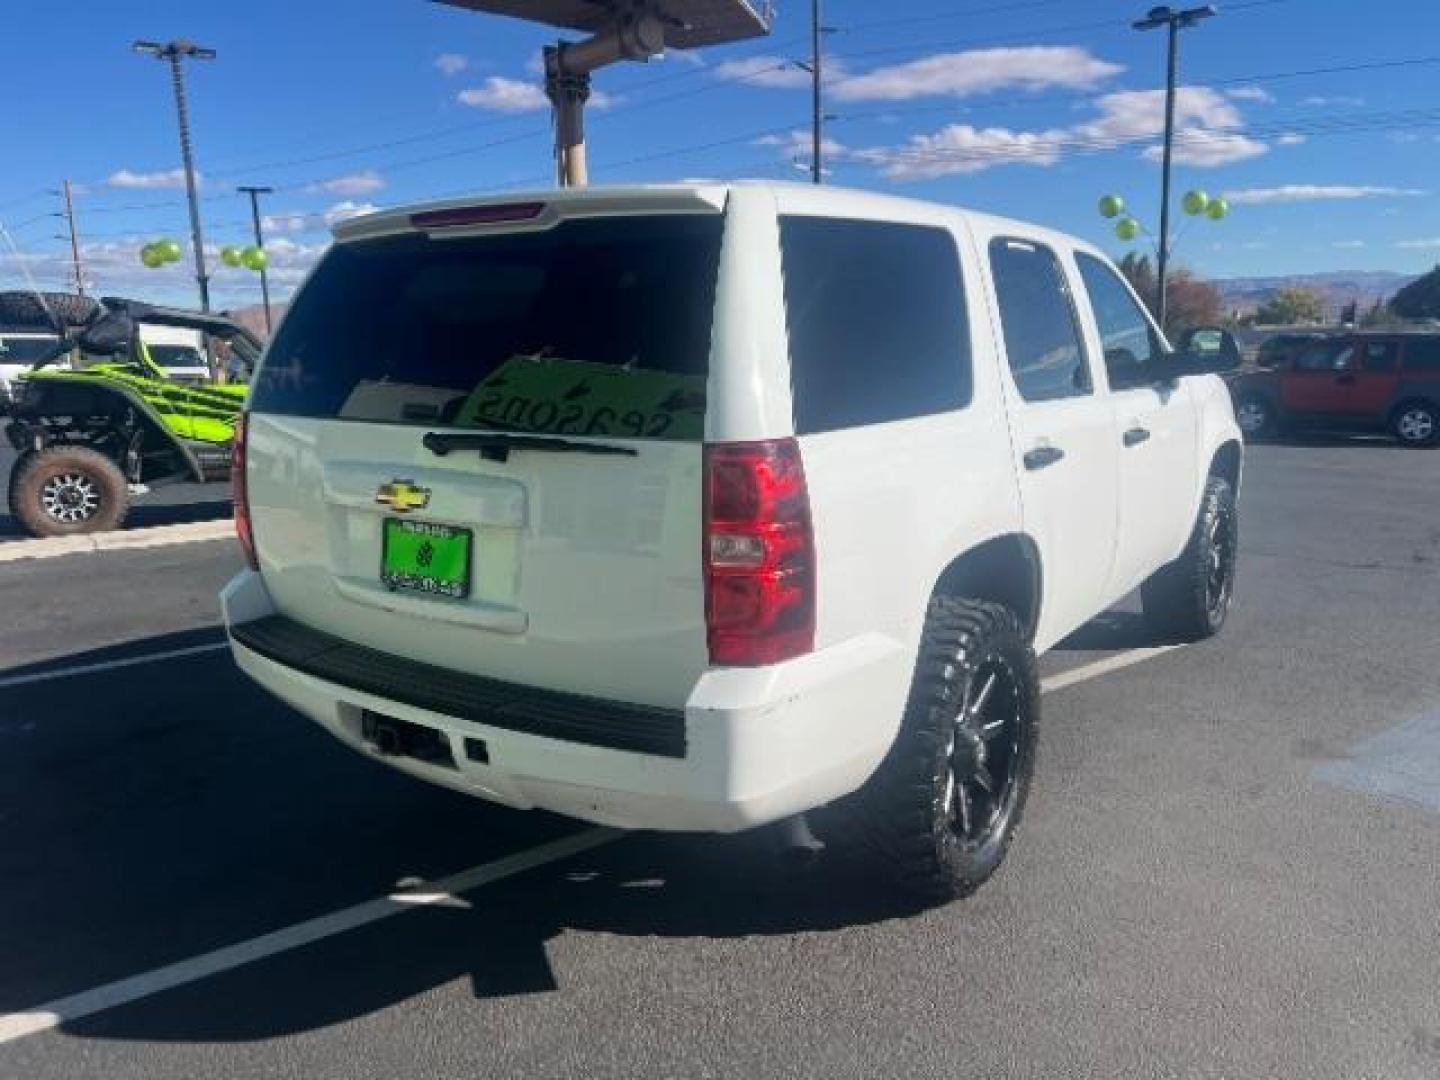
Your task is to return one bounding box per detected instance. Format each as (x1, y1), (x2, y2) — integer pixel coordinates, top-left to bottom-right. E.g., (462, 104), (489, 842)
(1133, 5), (1215, 330)
(133, 38), (216, 311)
(811, 0), (823, 184)
(236, 185), (274, 333)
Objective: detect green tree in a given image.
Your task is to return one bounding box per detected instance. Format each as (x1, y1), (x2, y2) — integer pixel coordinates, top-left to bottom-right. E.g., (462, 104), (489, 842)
(1253, 286), (1327, 326)
(1164, 269), (1225, 335)
(1390, 264), (1440, 320)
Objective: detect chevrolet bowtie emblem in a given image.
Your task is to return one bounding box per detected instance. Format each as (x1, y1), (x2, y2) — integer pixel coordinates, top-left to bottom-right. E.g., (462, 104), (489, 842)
(375, 480), (431, 513)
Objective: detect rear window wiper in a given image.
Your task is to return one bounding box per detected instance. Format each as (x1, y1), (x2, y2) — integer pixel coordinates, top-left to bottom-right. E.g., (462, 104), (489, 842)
(422, 431), (638, 464)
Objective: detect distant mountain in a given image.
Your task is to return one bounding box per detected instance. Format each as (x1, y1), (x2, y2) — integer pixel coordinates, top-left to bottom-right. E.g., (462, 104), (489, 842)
(1215, 270), (1417, 318)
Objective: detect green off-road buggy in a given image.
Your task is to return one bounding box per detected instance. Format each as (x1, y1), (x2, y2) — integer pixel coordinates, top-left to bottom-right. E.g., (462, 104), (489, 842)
(0, 291), (260, 537)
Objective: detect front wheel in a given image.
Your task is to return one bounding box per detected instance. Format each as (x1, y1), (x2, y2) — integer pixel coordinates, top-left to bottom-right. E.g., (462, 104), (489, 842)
(9, 447), (129, 538)
(1141, 475), (1238, 642)
(853, 597), (1039, 905)
(1391, 401), (1438, 446)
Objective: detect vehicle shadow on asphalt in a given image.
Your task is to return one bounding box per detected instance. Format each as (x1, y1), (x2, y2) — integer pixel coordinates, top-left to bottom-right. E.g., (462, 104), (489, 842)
(57, 831), (927, 1043)
(0, 499), (232, 539)
(1053, 610), (1163, 651)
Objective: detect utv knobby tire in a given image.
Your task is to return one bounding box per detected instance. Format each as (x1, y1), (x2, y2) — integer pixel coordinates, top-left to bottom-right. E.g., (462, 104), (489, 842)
(853, 597), (1039, 905)
(1141, 475), (1238, 642)
(0, 290), (100, 331)
(10, 447), (128, 537)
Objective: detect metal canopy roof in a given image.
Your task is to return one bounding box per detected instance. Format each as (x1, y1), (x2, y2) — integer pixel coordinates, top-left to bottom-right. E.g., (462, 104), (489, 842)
(432, 0), (772, 50)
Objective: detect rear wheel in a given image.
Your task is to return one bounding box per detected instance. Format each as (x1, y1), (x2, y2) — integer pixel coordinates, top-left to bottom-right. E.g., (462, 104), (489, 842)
(9, 447), (129, 537)
(1234, 395), (1274, 439)
(852, 597), (1039, 905)
(1141, 475), (1238, 642)
(1391, 401), (1438, 446)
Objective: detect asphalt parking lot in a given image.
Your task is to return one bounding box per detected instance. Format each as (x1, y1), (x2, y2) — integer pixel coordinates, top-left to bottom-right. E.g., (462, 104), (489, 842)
(2, 440), (1438, 1080)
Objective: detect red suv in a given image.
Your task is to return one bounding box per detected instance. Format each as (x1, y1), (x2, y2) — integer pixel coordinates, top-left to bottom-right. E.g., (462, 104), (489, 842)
(1229, 332), (1440, 445)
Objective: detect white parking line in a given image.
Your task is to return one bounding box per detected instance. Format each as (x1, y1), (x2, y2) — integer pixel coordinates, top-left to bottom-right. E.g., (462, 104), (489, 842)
(1040, 644), (1188, 694)
(0, 519), (234, 564)
(0, 640), (1185, 1043)
(0, 642), (229, 691)
(0, 828), (619, 1045)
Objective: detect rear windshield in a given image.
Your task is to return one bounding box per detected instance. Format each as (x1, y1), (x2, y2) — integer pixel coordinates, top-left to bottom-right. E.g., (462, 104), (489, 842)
(250, 214), (723, 441)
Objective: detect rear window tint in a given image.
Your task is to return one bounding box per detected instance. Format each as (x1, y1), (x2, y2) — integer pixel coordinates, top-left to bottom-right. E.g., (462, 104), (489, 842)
(779, 216), (971, 433)
(250, 214), (722, 441)
(1403, 337), (1440, 372)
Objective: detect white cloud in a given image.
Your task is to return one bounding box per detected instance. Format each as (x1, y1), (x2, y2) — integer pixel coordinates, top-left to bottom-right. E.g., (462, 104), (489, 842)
(1225, 85), (1273, 103)
(1225, 184), (1427, 205)
(1300, 95), (1364, 107)
(306, 169), (385, 196)
(1277, 133), (1307, 146)
(832, 46), (1121, 102)
(106, 167), (194, 190)
(862, 84), (1264, 180)
(668, 49), (706, 67)
(1332, 240), (1367, 249)
(457, 75), (614, 111)
(262, 210), (313, 234)
(712, 55), (814, 90)
(434, 53), (468, 77)
(323, 201), (380, 226)
(1396, 238), (1440, 249)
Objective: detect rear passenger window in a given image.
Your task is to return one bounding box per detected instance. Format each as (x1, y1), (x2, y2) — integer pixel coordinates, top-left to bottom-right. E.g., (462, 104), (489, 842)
(780, 216), (971, 433)
(1403, 337), (1440, 372)
(989, 239), (1091, 402)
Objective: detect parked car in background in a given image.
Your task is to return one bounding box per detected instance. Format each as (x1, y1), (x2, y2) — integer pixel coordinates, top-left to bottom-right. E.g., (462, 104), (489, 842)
(0, 328), (66, 404)
(138, 324), (211, 384)
(1229, 331), (1440, 445)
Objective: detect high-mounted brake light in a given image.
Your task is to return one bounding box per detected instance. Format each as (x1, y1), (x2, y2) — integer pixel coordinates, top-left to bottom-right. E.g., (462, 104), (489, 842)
(704, 439), (815, 667)
(232, 412), (258, 571)
(409, 202), (546, 229)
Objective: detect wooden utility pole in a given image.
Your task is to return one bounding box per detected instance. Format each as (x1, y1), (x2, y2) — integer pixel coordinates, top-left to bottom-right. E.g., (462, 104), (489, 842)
(60, 180), (85, 295)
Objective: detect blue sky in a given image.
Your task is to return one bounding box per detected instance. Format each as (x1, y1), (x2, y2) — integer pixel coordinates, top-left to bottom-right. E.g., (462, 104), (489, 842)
(3, 0), (1439, 309)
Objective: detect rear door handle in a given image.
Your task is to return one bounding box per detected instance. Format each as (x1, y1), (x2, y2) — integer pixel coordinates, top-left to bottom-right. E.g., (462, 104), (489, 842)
(1023, 445), (1065, 471)
(1123, 426), (1151, 447)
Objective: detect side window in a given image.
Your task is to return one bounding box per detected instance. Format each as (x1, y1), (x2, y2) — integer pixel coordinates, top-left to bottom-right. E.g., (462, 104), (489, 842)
(780, 216), (971, 433)
(1363, 342), (1398, 372)
(1294, 342), (1347, 372)
(1075, 252), (1164, 392)
(1402, 337), (1440, 372)
(988, 238), (1090, 402)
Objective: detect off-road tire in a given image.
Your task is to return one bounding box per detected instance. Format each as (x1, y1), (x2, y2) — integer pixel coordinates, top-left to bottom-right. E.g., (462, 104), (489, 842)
(1141, 475), (1238, 642)
(852, 597), (1039, 905)
(9, 447), (129, 537)
(0, 290), (100, 331)
(1390, 400), (1439, 447)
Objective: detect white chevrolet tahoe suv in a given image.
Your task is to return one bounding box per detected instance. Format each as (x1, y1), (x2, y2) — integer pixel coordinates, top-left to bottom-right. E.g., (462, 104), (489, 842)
(223, 183), (1242, 901)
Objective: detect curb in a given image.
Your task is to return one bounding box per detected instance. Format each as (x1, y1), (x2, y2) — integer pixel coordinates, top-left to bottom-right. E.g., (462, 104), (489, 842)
(0, 519), (235, 563)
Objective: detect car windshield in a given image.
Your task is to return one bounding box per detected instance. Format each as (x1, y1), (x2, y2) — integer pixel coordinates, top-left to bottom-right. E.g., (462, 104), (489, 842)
(146, 343), (206, 368)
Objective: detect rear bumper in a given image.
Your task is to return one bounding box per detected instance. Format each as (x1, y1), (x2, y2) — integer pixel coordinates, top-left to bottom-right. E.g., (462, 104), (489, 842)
(221, 570), (910, 833)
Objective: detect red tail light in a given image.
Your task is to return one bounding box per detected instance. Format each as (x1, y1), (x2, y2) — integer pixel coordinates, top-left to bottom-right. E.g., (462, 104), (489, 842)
(232, 413), (258, 571)
(704, 439), (815, 666)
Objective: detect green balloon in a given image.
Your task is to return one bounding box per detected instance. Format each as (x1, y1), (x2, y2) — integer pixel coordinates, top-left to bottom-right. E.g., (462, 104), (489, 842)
(241, 245), (269, 271)
(157, 238), (183, 263)
(1206, 196), (1230, 220)
(140, 245), (165, 268)
(1098, 194), (1125, 219)
(221, 245), (243, 268)
(1182, 189), (1209, 216)
(1115, 217), (1140, 242)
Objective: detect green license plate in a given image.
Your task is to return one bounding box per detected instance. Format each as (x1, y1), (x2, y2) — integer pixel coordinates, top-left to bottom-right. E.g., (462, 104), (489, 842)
(381, 519), (472, 599)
